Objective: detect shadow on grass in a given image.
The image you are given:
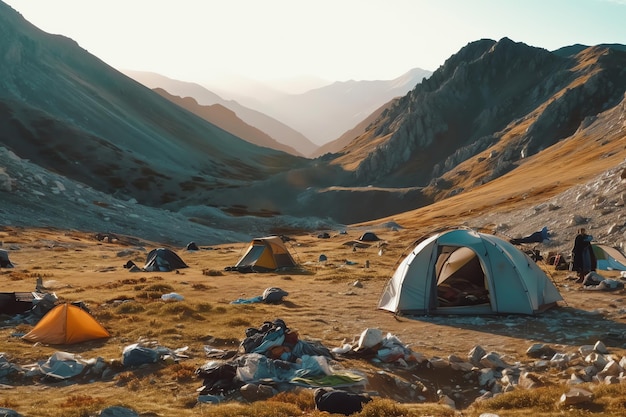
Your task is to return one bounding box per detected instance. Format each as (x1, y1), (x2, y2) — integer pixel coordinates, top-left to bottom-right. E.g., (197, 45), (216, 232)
(277, 300), (300, 309)
(400, 305), (626, 350)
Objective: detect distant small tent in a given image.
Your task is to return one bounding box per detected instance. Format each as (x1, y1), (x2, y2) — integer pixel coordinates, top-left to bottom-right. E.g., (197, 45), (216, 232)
(358, 232), (380, 242)
(144, 248), (188, 272)
(592, 244), (626, 271)
(0, 249), (14, 268)
(231, 236), (297, 272)
(378, 229), (563, 315)
(22, 303), (110, 344)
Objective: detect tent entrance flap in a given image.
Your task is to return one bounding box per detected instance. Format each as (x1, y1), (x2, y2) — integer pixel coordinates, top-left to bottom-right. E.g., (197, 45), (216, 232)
(237, 245), (267, 267)
(435, 246), (491, 310)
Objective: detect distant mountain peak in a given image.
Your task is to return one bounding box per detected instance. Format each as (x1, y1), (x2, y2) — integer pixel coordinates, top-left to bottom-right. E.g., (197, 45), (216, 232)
(4, 0), (625, 240)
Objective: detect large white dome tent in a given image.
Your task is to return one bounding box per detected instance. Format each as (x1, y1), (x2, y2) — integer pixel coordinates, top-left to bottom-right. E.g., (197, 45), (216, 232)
(378, 228), (563, 315)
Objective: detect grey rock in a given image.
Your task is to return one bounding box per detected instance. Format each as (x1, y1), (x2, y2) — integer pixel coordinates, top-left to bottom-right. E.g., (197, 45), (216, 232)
(468, 345), (486, 366)
(240, 383), (276, 402)
(478, 368), (496, 387)
(518, 371), (544, 389)
(480, 351), (509, 369)
(0, 408), (23, 417)
(97, 406), (139, 417)
(526, 343), (556, 359)
(593, 340), (609, 354)
(559, 387), (593, 406)
(597, 360), (622, 379)
(197, 395), (222, 404)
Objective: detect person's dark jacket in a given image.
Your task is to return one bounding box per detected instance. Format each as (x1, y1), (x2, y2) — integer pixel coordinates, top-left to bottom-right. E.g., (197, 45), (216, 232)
(572, 233), (596, 273)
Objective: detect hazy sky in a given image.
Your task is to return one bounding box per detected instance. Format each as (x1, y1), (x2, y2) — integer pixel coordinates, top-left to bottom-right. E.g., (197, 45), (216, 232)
(4, 0), (626, 84)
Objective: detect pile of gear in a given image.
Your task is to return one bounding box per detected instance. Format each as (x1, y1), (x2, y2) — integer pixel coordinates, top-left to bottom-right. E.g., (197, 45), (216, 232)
(195, 319), (369, 412)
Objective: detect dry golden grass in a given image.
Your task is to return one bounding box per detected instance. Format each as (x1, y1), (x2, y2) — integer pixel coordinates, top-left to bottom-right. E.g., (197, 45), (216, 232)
(2, 224), (626, 416)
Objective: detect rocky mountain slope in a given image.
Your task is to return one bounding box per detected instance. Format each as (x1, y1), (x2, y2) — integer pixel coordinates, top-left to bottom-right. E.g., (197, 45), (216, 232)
(2, 1), (625, 245)
(311, 100), (396, 158)
(331, 38), (626, 192)
(0, 3), (307, 205)
(0, 146), (338, 246)
(364, 97), (626, 257)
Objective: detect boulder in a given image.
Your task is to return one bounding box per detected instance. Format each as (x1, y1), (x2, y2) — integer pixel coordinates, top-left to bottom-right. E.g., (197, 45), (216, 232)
(559, 387), (593, 406)
(98, 407), (139, 417)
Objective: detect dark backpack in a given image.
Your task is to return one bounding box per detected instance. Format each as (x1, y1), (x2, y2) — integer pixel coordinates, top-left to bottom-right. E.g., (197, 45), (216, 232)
(314, 388), (372, 415)
(195, 362), (238, 395)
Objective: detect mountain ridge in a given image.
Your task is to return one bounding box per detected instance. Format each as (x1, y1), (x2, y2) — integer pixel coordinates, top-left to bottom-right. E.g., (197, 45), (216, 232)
(330, 38), (626, 192)
(0, 2), (307, 210)
(1, 1), (626, 251)
(152, 88), (303, 157)
(236, 67), (432, 146)
(124, 67), (431, 153)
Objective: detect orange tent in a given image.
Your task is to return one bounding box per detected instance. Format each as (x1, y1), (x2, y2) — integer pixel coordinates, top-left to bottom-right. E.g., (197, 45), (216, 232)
(22, 303), (110, 344)
(233, 236), (297, 272)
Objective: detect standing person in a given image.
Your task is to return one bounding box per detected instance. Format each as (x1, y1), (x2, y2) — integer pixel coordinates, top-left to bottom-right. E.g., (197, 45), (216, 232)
(571, 228), (596, 283)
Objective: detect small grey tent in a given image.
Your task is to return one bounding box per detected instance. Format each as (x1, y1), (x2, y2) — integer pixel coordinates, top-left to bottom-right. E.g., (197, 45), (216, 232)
(358, 232), (380, 242)
(0, 249), (13, 268)
(378, 229), (563, 315)
(143, 248), (188, 272)
(592, 244), (626, 271)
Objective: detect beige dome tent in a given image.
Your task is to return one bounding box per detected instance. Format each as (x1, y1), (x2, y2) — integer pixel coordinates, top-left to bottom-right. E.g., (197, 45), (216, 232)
(230, 236), (297, 272)
(22, 303), (110, 344)
(378, 229), (563, 315)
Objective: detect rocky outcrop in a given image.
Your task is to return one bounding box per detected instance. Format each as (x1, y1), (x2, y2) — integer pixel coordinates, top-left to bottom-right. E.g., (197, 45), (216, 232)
(349, 39), (626, 194)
